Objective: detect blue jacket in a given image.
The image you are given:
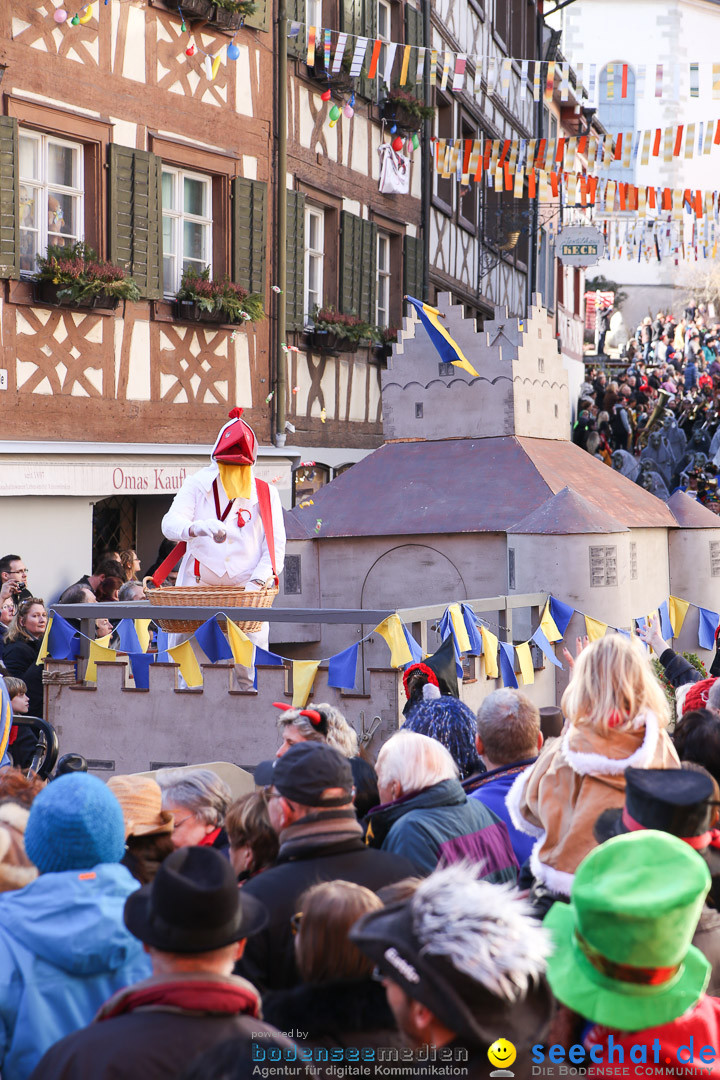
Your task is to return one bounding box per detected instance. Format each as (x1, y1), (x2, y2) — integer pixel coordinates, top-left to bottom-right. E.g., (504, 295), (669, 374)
(464, 759), (538, 867)
(0, 863), (151, 1080)
(365, 778), (518, 880)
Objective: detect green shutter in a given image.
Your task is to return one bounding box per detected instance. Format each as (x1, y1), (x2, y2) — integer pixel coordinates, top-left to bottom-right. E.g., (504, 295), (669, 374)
(0, 117), (20, 280)
(340, 0), (376, 99)
(404, 4), (424, 100)
(244, 0), (269, 33)
(286, 0), (305, 57)
(232, 177), (266, 295)
(286, 190), (305, 331)
(108, 144), (163, 299)
(403, 234), (424, 302)
(340, 211), (376, 324)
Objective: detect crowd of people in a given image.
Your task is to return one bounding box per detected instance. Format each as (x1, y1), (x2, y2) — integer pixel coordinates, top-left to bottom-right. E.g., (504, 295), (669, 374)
(574, 302), (720, 509)
(0, 624), (719, 1077)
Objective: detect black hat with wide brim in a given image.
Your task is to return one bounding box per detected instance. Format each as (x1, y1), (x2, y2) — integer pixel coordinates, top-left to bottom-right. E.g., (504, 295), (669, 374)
(403, 635), (459, 707)
(124, 846), (267, 953)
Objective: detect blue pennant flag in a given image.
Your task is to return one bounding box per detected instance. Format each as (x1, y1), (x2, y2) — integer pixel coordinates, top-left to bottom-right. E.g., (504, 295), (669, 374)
(498, 640), (518, 689)
(194, 617), (234, 663)
(255, 646), (284, 667)
(327, 643), (359, 690)
(402, 625), (423, 664)
(48, 612), (81, 660)
(461, 605), (484, 655)
(615, 628), (631, 640)
(657, 601), (673, 642)
(155, 630), (171, 664)
(115, 619), (142, 655)
(531, 626), (562, 669)
(699, 608), (720, 651)
(437, 612), (464, 678)
(549, 597), (574, 638)
(129, 652), (154, 690)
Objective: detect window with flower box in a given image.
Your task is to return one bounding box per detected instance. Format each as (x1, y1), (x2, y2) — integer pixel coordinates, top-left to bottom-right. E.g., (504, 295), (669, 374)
(161, 167), (213, 296)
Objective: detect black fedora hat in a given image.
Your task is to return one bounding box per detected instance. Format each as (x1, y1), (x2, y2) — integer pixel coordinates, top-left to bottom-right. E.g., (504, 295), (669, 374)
(124, 846), (267, 953)
(594, 767), (720, 875)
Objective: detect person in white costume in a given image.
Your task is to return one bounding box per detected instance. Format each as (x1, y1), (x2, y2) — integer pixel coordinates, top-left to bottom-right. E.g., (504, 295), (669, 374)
(160, 408), (286, 683)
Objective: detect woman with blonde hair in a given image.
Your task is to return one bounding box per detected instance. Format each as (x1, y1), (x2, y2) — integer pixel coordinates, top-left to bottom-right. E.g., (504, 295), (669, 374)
(507, 634), (679, 904)
(263, 880), (403, 1073)
(119, 550), (141, 583)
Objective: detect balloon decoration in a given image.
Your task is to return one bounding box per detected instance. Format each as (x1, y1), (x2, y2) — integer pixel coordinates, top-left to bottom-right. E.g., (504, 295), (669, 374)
(228, 43), (240, 60)
(78, 3), (93, 22)
(185, 42), (195, 56)
(321, 88), (332, 101)
(392, 136), (403, 152)
(54, 7), (68, 22)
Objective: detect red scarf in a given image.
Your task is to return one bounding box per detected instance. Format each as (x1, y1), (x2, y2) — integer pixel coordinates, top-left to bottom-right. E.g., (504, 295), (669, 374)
(198, 827), (222, 847)
(98, 978), (259, 1022)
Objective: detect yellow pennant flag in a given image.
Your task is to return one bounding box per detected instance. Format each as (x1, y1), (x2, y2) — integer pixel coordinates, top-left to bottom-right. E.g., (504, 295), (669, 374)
(134, 619), (151, 653)
(168, 640), (203, 688)
(448, 604), (471, 654)
(480, 626), (499, 680)
(86, 640), (117, 683)
(400, 44), (412, 85)
(227, 619), (255, 668)
(515, 642), (534, 685)
(584, 615), (607, 642)
(540, 600), (562, 644)
(292, 660), (321, 707)
(668, 597), (690, 638)
(36, 616), (54, 664)
(374, 614), (413, 668)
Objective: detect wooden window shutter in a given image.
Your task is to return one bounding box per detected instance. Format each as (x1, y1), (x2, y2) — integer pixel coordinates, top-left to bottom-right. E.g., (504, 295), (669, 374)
(108, 144), (163, 299)
(232, 177), (267, 295)
(340, 0), (376, 99)
(244, 0), (269, 33)
(286, 190), (305, 331)
(286, 0), (305, 57)
(404, 5), (424, 100)
(340, 211), (376, 323)
(403, 234), (424, 301)
(0, 117), (20, 280)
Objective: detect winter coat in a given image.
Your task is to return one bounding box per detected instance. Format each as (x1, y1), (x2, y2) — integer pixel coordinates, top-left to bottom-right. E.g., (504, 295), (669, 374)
(365, 777), (518, 880)
(263, 979), (404, 1077)
(2, 637), (43, 720)
(236, 810), (415, 993)
(582, 994), (720, 1077)
(0, 863), (151, 1080)
(464, 758), (538, 867)
(507, 716), (680, 896)
(659, 648), (706, 687)
(685, 360), (699, 390)
(28, 972), (280, 1080)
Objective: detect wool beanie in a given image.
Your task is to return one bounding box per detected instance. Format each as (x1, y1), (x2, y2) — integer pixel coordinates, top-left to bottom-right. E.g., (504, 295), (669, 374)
(25, 773), (125, 874)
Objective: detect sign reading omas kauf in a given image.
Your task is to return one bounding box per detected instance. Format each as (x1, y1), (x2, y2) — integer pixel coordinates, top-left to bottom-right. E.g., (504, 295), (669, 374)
(557, 226), (605, 267)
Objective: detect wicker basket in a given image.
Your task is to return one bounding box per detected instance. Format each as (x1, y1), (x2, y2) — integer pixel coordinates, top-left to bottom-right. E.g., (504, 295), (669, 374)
(143, 579), (279, 635)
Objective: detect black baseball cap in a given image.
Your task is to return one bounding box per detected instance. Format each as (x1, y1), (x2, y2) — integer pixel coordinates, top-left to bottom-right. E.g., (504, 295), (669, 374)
(259, 743), (354, 807)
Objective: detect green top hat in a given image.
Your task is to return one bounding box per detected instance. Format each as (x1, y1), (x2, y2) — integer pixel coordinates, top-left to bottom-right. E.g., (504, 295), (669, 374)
(545, 831), (711, 1032)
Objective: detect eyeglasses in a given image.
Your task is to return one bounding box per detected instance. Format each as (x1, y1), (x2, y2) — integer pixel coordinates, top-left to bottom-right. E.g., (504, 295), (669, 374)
(9, 568), (29, 576)
(290, 912), (303, 935)
(371, 966), (386, 984)
(172, 815), (195, 831)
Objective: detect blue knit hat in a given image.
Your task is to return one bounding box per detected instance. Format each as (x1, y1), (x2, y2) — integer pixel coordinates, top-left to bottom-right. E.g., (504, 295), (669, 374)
(25, 773), (126, 873)
(403, 693), (481, 780)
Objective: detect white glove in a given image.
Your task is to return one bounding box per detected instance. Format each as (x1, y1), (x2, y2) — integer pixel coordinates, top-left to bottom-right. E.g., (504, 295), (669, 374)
(189, 519), (227, 543)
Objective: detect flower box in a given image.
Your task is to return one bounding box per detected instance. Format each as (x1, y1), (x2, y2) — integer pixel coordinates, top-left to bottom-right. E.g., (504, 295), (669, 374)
(380, 99), (425, 133)
(33, 280), (119, 312)
(174, 300), (228, 325)
(309, 54), (354, 95)
(212, 6), (244, 28)
(178, 0), (216, 20)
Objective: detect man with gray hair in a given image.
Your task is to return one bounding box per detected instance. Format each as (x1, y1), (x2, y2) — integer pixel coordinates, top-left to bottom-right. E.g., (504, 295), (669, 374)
(156, 768), (231, 852)
(467, 689), (543, 866)
(350, 863), (553, 1077)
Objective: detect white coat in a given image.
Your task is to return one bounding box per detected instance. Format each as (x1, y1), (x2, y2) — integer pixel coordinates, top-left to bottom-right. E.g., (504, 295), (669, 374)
(161, 465), (286, 589)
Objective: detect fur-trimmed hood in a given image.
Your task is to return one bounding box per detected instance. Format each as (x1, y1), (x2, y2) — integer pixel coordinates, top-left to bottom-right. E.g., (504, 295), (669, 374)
(506, 715), (680, 896)
(262, 979), (398, 1042)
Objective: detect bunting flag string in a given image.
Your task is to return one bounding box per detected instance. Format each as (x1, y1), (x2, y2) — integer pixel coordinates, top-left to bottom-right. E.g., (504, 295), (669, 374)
(39, 590), (720, 700)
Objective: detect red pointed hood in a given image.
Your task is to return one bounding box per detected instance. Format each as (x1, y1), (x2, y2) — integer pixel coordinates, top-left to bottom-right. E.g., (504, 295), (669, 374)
(212, 408), (258, 465)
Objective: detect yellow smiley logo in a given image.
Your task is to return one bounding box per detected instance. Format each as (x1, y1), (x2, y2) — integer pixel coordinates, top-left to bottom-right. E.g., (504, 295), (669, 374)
(488, 1039), (517, 1070)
